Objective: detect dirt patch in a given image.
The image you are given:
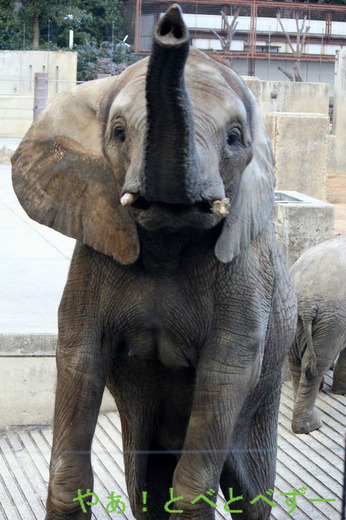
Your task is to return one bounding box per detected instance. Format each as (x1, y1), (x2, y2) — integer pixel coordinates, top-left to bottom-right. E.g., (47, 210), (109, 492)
(326, 173), (346, 233)
(327, 173), (346, 204)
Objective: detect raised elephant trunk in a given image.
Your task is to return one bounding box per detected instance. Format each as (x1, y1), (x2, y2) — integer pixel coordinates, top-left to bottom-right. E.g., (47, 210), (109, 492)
(143, 4), (200, 205)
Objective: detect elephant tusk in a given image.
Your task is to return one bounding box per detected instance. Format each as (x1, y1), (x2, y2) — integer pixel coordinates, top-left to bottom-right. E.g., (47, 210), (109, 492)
(120, 193), (139, 206)
(211, 198), (230, 217)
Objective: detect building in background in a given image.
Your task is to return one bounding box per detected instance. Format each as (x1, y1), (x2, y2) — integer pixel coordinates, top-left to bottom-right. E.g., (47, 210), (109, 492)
(134, 0), (346, 95)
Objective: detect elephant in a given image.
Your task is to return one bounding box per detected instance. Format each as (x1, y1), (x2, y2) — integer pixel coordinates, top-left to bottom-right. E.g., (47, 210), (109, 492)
(11, 5), (296, 520)
(289, 234), (346, 435)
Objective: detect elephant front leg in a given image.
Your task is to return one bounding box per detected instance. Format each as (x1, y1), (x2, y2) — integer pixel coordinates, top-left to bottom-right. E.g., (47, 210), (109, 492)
(46, 334), (106, 520)
(169, 358), (267, 520)
(219, 369), (282, 520)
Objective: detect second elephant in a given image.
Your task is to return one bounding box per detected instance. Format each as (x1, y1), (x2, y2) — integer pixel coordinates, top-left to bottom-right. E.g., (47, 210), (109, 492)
(289, 234), (346, 434)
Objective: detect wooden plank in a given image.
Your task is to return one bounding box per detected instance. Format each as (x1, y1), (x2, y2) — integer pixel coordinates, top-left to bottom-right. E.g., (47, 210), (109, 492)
(279, 398), (344, 452)
(16, 430), (49, 485)
(6, 431), (48, 504)
(29, 429), (51, 467)
(279, 413), (344, 467)
(0, 439), (35, 520)
(275, 455), (340, 518)
(0, 472), (21, 520)
(1, 434), (45, 519)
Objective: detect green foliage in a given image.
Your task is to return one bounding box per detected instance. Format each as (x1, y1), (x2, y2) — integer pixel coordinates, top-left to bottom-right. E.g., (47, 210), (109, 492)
(0, 0), (26, 49)
(76, 40), (138, 81)
(0, 0), (136, 80)
(72, 0), (125, 46)
(0, 0), (127, 49)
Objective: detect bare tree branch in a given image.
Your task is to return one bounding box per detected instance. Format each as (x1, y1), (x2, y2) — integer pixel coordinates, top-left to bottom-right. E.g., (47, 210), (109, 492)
(295, 14), (310, 56)
(277, 12), (295, 54)
(278, 66), (294, 81)
(211, 9), (239, 52)
(277, 11), (310, 82)
(296, 14), (302, 54)
(293, 66), (303, 82)
(301, 23), (311, 54)
(211, 29), (226, 49)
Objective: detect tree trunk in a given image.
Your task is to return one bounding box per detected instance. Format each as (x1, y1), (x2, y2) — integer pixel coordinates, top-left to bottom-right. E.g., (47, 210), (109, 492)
(32, 13), (40, 49)
(278, 66), (294, 82)
(294, 64), (303, 82)
(211, 9), (239, 52)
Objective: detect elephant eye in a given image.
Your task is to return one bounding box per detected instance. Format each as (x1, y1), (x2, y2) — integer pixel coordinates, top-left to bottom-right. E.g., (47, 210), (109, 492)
(113, 126), (126, 142)
(227, 128), (242, 147)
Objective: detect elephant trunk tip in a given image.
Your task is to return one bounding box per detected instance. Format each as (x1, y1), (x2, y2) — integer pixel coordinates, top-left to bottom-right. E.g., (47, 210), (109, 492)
(154, 4), (189, 47)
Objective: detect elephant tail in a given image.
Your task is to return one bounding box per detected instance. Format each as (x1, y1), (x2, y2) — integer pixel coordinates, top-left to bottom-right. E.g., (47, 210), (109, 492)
(302, 319), (318, 380)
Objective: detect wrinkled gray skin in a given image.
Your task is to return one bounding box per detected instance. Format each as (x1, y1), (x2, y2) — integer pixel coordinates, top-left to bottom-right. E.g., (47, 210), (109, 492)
(289, 234), (346, 435)
(11, 6), (296, 520)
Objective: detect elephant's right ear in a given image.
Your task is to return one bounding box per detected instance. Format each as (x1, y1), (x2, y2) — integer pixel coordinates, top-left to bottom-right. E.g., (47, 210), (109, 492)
(11, 78), (139, 265)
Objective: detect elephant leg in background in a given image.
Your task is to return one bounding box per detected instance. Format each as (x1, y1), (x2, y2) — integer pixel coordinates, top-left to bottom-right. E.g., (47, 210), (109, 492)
(289, 323), (342, 434)
(220, 369), (282, 520)
(290, 350), (323, 434)
(121, 418), (176, 520)
(332, 346), (346, 394)
(116, 396), (178, 520)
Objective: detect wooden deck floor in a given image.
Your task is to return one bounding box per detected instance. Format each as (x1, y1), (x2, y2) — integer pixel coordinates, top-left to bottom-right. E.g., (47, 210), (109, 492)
(0, 372), (345, 520)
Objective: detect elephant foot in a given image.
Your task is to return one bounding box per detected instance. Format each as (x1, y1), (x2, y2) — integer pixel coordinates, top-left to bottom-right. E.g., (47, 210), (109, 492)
(46, 495), (92, 520)
(46, 512), (90, 520)
(292, 410), (322, 434)
(332, 379), (346, 395)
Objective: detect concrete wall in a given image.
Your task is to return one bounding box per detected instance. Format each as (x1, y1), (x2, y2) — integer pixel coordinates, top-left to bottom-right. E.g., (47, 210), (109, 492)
(0, 335), (114, 430)
(243, 77), (329, 116)
(328, 49), (346, 174)
(243, 77), (330, 200)
(0, 95), (33, 137)
(275, 191), (335, 268)
(0, 50), (77, 97)
(232, 57), (335, 96)
(0, 50), (77, 138)
(266, 112), (329, 200)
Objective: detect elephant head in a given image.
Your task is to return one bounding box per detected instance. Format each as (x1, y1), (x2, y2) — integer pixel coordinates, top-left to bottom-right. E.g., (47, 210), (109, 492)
(12, 5), (275, 265)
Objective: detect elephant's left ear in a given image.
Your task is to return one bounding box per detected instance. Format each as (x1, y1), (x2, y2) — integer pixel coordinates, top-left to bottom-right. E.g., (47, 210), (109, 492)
(11, 77), (139, 265)
(215, 86), (275, 263)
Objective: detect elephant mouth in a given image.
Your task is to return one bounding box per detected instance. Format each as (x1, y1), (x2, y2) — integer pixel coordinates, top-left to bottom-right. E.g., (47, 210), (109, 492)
(133, 197), (212, 215)
(120, 193), (230, 218)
